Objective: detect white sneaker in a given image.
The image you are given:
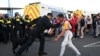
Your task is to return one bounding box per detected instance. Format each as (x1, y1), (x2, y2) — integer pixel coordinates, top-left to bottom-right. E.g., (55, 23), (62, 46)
(76, 54), (81, 56)
(80, 36), (84, 39)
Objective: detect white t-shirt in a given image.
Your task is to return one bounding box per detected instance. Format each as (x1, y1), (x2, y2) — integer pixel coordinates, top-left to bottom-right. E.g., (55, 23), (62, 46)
(86, 18), (92, 24)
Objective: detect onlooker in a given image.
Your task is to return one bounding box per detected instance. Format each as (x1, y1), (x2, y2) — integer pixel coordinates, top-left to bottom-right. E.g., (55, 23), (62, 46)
(72, 14), (79, 39)
(92, 14), (97, 37)
(95, 14), (100, 38)
(77, 15), (86, 38)
(86, 15), (92, 33)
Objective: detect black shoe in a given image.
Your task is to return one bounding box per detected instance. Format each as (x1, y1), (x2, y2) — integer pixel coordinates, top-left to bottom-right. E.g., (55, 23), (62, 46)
(77, 36), (80, 38)
(15, 54), (21, 56)
(13, 49), (16, 54)
(3, 41), (8, 44)
(38, 52), (47, 55)
(94, 36), (97, 38)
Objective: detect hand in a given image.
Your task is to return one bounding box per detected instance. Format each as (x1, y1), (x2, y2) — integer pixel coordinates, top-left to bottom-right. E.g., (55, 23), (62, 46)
(54, 38), (58, 41)
(54, 35), (61, 41)
(44, 29), (48, 33)
(48, 30), (53, 35)
(9, 25), (11, 27)
(30, 27), (33, 30)
(13, 26), (15, 29)
(25, 26), (28, 29)
(48, 28), (53, 35)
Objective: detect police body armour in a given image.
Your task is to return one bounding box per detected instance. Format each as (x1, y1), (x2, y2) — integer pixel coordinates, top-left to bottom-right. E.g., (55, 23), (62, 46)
(0, 19), (4, 23)
(7, 20), (11, 24)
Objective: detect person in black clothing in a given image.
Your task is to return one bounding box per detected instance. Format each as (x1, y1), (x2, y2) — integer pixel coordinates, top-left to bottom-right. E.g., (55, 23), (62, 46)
(79, 15), (86, 38)
(15, 13), (56, 56)
(23, 15), (31, 38)
(0, 15), (5, 43)
(12, 15), (23, 39)
(94, 14), (100, 38)
(4, 14), (13, 43)
(92, 14), (98, 38)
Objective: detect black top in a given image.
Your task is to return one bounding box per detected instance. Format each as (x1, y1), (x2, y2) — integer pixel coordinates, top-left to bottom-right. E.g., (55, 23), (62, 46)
(80, 18), (85, 27)
(30, 16), (54, 35)
(12, 18), (24, 30)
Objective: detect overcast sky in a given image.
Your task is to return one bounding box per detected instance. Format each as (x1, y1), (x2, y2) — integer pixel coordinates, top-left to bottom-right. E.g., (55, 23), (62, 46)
(0, 0), (100, 14)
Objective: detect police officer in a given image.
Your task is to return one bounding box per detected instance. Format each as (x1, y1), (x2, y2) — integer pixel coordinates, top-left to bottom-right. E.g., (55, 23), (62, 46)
(4, 14), (13, 42)
(23, 15), (31, 38)
(12, 13), (23, 39)
(0, 14), (7, 44)
(15, 13), (55, 56)
(0, 14), (5, 42)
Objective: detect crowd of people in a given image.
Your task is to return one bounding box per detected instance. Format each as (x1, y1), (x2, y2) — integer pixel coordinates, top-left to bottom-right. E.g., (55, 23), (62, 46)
(0, 12), (100, 56)
(54, 13), (100, 39)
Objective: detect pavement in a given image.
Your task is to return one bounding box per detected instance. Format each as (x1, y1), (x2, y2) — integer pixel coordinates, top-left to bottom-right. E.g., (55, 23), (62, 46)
(0, 33), (100, 56)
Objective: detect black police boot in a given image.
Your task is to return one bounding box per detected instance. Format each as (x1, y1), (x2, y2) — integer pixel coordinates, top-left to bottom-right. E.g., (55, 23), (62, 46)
(15, 54), (21, 56)
(3, 41), (8, 44)
(38, 52), (47, 56)
(94, 36), (98, 38)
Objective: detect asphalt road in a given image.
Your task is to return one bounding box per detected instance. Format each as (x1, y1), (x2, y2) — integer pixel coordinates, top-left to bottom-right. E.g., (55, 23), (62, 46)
(0, 33), (100, 56)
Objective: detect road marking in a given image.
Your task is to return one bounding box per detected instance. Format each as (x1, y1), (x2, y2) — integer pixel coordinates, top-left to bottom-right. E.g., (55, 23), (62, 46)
(83, 41), (100, 47)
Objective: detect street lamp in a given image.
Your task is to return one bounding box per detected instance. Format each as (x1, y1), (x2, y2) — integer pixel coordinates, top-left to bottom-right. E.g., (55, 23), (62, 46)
(7, 0), (13, 17)
(8, 0), (10, 8)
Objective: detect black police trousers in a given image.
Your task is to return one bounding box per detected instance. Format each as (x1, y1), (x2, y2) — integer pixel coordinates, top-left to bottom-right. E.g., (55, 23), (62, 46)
(13, 28), (23, 39)
(0, 30), (5, 42)
(6, 27), (12, 41)
(16, 34), (45, 55)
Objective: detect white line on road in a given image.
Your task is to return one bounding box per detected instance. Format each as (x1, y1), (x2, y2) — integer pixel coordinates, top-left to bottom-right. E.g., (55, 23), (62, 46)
(83, 41), (100, 47)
